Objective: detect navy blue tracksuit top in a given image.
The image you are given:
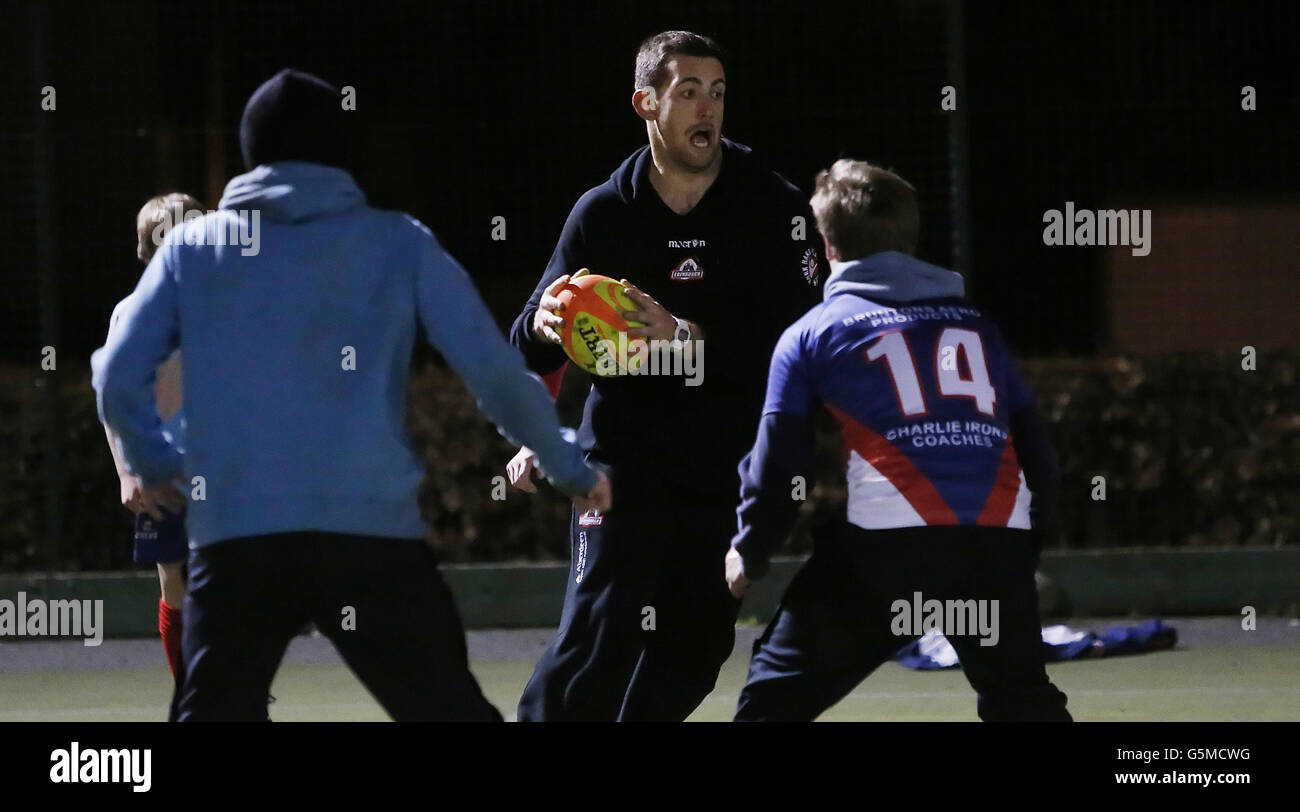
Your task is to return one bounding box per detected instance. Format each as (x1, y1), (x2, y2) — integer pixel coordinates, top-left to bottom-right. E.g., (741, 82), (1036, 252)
(509, 139), (824, 500)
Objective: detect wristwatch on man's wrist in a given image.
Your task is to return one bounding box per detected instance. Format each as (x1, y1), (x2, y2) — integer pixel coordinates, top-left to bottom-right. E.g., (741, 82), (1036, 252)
(672, 315), (692, 343)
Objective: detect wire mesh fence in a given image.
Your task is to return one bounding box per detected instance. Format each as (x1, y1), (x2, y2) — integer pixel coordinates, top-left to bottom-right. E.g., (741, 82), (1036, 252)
(2, 0), (1296, 572)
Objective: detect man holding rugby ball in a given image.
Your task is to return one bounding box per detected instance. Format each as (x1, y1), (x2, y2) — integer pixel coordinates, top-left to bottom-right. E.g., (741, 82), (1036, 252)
(507, 31), (823, 721)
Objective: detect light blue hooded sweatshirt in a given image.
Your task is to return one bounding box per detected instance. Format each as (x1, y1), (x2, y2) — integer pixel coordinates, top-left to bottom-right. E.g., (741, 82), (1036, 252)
(93, 162), (596, 547)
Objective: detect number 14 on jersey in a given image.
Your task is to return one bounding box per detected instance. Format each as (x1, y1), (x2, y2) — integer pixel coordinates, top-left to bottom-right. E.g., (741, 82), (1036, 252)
(865, 328), (997, 417)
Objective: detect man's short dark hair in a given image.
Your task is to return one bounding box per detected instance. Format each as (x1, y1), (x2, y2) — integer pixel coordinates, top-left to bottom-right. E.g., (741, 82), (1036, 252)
(634, 30), (726, 92)
(810, 160), (920, 261)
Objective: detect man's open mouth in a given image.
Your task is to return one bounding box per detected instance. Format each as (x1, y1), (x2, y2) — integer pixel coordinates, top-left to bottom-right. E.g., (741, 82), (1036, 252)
(689, 127), (714, 148)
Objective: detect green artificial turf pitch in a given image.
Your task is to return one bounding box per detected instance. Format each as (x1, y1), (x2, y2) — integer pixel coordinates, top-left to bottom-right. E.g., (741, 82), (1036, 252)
(2, 634), (1296, 722)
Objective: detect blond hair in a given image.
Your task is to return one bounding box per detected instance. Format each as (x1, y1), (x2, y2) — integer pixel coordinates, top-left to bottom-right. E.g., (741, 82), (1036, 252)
(136, 192), (204, 263)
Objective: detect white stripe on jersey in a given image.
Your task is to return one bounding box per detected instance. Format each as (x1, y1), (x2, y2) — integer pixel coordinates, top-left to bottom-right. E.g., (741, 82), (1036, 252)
(1008, 470), (1033, 530)
(845, 450), (925, 530)
(845, 451), (1034, 530)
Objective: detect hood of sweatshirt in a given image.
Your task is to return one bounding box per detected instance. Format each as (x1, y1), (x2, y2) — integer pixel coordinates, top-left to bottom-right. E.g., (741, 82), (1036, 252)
(824, 251), (966, 303)
(218, 161), (366, 224)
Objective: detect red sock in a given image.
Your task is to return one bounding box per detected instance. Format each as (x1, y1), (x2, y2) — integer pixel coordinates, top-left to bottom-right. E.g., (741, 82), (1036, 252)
(158, 598), (184, 681)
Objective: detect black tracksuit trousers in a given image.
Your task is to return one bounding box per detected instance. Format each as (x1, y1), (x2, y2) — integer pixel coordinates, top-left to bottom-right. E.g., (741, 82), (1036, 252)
(736, 524), (1072, 722)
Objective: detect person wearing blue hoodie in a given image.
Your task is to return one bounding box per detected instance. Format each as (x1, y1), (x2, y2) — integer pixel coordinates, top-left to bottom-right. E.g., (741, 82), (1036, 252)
(725, 160), (1071, 721)
(92, 69), (609, 721)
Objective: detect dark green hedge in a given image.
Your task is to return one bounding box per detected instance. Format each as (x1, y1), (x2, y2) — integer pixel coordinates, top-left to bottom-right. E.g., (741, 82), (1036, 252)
(2, 350), (1295, 570)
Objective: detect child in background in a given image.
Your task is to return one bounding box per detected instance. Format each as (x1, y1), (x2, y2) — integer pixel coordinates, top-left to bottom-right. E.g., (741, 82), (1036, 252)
(102, 192), (203, 684)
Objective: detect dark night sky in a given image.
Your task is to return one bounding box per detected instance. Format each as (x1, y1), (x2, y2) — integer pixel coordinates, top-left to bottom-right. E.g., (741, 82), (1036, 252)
(3, 0), (1296, 364)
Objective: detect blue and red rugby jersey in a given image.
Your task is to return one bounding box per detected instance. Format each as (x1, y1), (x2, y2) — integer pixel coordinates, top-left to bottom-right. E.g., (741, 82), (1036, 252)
(731, 251), (1060, 579)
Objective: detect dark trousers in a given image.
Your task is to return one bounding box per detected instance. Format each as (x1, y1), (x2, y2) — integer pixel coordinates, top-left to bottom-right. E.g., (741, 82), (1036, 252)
(517, 498), (741, 721)
(736, 524), (1072, 722)
(170, 532), (501, 722)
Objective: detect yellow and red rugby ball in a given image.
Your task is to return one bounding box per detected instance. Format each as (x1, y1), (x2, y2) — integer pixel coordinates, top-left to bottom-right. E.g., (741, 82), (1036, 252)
(556, 271), (646, 376)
